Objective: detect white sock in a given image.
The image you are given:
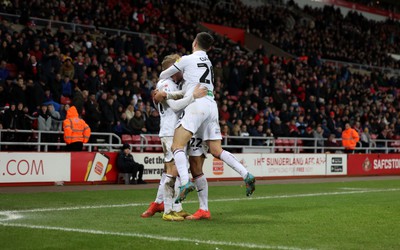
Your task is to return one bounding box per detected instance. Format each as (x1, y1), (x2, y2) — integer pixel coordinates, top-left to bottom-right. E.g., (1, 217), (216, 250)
(173, 149), (189, 185)
(194, 174), (208, 211)
(173, 177), (183, 212)
(155, 172), (166, 204)
(219, 150), (248, 179)
(163, 175), (175, 214)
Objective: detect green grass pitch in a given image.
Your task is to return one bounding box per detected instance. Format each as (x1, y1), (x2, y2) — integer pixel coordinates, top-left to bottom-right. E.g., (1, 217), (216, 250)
(1, 179), (400, 250)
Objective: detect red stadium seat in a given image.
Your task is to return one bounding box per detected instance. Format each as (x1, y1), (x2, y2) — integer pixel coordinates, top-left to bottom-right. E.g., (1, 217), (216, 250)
(283, 139), (291, 152)
(121, 134), (133, 144)
(150, 136), (163, 152)
(131, 135), (142, 152)
(275, 139), (284, 153)
(297, 139), (304, 153)
(60, 96), (71, 105)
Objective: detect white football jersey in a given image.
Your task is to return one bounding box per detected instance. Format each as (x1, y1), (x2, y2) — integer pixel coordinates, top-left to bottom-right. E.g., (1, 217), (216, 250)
(173, 50), (214, 97)
(155, 78), (180, 137)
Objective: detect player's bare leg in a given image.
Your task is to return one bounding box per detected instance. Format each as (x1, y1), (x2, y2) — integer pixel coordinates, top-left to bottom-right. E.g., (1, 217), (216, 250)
(172, 126), (195, 203)
(208, 140), (256, 196)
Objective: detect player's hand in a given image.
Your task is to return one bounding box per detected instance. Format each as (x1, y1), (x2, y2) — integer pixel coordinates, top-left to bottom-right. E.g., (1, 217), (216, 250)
(193, 84), (207, 99)
(153, 89), (167, 104)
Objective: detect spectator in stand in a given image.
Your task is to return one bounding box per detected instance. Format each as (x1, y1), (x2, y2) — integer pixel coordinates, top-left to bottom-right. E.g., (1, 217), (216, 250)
(313, 125), (325, 152)
(37, 104), (52, 132)
(326, 111), (337, 132)
(73, 87), (89, 114)
(325, 134), (342, 153)
(376, 128), (389, 153)
(47, 103), (61, 131)
(221, 124), (230, 136)
(63, 105), (91, 151)
(117, 143), (146, 184)
(250, 124), (265, 146)
(342, 123), (360, 154)
(2, 103), (18, 147)
(0, 60), (9, 84)
(360, 127), (372, 153)
(302, 127), (315, 153)
(84, 93), (101, 132)
(125, 104), (135, 122)
(129, 109), (147, 135)
(35, 103), (52, 150)
(296, 115), (308, 136)
(47, 103), (62, 151)
(219, 104), (230, 122)
(271, 117), (286, 138)
(25, 55), (42, 81)
(61, 76), (73, 98)
(288, 118), (300, 137)
(113, 113), (132, 138)
(84, 70), (100, 96)
(100, 96), (118, 133)
(146, 108), (160, 134)
(0, 0), (399, 150)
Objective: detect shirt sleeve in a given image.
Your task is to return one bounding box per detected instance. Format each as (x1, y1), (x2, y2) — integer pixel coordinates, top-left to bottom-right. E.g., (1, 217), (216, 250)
(165, 94), (194, 113)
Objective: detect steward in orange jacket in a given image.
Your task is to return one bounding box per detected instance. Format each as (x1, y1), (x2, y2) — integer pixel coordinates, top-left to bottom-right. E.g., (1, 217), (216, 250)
(341, 123), (359, 153)
(63, 106), (91, 151)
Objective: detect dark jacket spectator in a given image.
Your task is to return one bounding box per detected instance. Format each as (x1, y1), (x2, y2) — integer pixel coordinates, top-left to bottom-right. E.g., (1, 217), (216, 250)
(117, 144), (146, 184)
(145, 109), (160, 134)
(129, 110), (147, 135)
(100, 97), (118, 132)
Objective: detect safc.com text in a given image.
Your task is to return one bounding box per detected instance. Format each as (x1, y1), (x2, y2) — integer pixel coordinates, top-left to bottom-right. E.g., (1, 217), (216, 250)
(0, 159), (44, 176)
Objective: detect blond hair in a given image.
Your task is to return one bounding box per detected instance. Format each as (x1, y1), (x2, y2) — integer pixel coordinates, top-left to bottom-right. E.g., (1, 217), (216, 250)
(161, 54), (180, 70)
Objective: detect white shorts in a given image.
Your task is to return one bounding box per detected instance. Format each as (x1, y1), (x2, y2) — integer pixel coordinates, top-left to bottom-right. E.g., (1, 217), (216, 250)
(161, 137), (174, 162)
(162, 135), (207, 162)
(178, 98), (222, 141)
(187, 136), (208, 157)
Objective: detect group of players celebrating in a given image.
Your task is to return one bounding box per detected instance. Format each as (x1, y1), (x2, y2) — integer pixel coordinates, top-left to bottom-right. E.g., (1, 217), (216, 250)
(140, 32), (256, 221)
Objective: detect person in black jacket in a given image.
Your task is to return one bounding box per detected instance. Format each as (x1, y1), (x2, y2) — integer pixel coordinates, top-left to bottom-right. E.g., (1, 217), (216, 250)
(117, 143), (146, 184)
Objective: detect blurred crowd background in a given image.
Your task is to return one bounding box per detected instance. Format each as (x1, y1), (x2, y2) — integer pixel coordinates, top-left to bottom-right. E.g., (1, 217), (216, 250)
(0, 0), (399, 150)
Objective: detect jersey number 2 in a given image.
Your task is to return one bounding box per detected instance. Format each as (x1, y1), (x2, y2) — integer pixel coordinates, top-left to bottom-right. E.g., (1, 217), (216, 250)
(197, 63), (214, 84)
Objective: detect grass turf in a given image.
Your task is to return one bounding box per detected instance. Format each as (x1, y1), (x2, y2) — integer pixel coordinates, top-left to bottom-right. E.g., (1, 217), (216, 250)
(1, 179), (400, 250)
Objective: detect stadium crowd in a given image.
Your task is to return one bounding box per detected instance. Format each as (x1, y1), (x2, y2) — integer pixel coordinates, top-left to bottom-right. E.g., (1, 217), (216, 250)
(0, 0), (399, 150)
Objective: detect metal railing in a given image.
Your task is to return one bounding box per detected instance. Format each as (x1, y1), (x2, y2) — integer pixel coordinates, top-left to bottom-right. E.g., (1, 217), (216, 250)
(1, 130), (399, 154)
(0, 129), (121, 152)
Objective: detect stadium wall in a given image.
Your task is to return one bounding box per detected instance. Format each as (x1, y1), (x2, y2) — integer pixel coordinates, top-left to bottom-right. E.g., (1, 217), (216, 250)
(0, 152), (399, 186)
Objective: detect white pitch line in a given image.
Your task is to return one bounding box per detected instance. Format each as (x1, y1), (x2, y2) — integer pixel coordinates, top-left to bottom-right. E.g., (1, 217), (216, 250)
(0, 222), (314, 250)
(2, 188), (400, 214)
(0, 211), (23, 221)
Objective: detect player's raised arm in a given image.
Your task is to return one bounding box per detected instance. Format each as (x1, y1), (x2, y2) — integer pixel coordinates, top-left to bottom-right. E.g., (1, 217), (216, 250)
(160, 63), (181, 79)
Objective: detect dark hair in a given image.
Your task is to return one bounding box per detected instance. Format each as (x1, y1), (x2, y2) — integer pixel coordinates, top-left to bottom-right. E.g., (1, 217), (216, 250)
(196, 32), (214, 51)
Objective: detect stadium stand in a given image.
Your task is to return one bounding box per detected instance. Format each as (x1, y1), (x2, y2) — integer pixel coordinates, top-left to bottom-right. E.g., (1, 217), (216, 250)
(0, 0), (399, 153)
